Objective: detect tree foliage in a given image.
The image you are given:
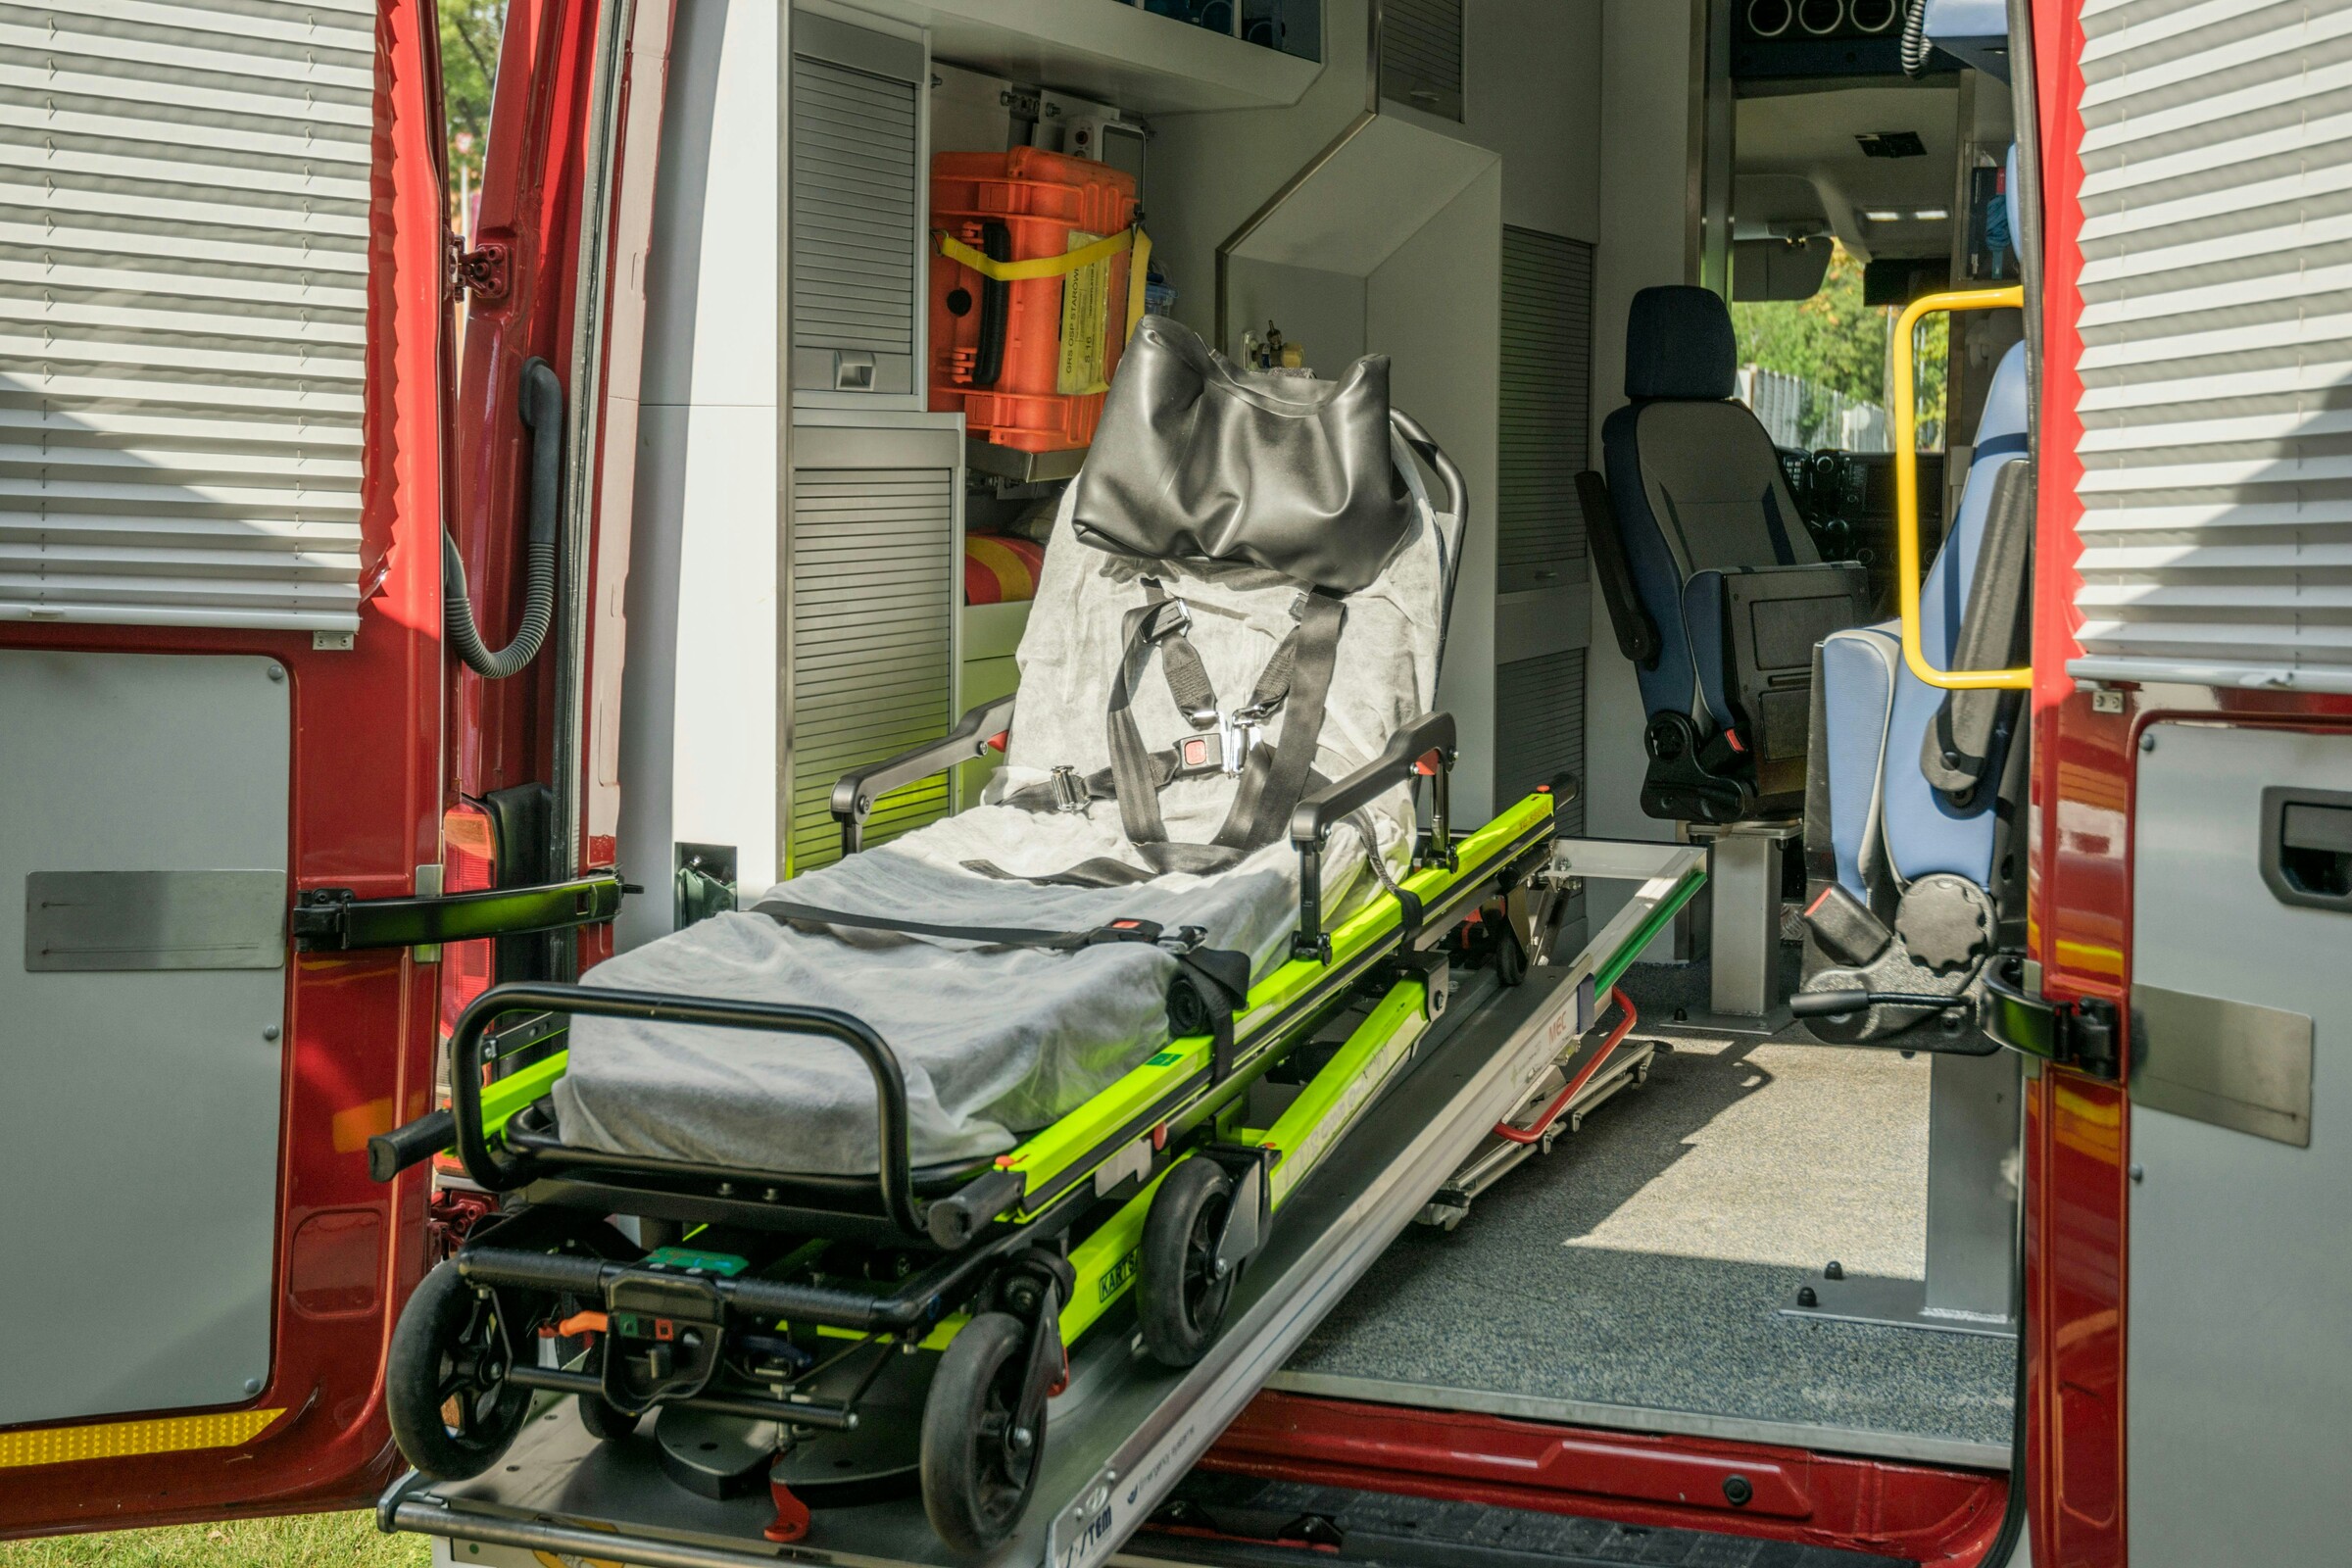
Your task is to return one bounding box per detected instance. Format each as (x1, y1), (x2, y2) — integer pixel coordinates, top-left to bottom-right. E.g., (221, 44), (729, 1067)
(1730, 240), (1947, 442)
(440, 0), (508, 207)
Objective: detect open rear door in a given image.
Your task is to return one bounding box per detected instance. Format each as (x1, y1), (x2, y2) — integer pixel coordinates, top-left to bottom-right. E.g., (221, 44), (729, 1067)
(0, 0), (449, 1533)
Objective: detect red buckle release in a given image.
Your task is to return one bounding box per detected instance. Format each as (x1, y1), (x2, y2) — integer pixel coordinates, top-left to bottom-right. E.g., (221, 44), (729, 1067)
(986, 730), (1009, 754)
(1412, 748), (1444, 776)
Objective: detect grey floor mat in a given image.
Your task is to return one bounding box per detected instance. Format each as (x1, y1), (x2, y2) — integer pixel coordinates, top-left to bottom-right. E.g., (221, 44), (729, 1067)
(1280, 953), (2016, 1459)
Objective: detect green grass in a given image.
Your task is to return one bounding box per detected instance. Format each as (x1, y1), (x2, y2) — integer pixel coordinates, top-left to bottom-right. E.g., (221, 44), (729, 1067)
(0, 1513), (427, 1568)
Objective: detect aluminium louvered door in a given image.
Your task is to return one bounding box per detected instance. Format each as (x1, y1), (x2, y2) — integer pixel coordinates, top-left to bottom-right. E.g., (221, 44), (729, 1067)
(786, 454), (956, 873)
(1494, 648), (1587, 837)
(2069, 0), (2352, 692)
(0, 0), (371, 633)
(790, 12), (923, 402)
(1498, 227), (1593, 594)
(1381, 0), (1464, 122)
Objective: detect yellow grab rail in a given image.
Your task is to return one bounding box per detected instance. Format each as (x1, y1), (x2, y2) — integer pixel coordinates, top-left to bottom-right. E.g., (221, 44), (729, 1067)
(1891, 284), (2031, 692)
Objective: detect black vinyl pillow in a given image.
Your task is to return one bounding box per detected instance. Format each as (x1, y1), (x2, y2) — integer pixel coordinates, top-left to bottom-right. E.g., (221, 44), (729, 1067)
(1070, 316), (1411, 594)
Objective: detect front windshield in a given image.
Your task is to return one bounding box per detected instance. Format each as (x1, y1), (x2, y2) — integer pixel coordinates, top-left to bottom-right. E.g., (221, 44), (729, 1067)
(1732, 241), (1946, 455)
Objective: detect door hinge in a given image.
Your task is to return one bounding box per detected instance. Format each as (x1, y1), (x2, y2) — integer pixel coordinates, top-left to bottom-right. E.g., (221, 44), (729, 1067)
(292, 873), (624, 954)
(448, 233), (511, 304)
(1983, 955), (2121, 1079)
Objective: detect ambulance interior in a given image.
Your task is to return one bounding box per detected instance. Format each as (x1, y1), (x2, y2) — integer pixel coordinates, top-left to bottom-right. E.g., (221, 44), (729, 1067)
(604, 0), (2029, 1534)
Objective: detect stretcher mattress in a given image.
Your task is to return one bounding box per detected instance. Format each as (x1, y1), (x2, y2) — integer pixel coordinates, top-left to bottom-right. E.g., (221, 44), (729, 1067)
(552, 479), (1445, 1176)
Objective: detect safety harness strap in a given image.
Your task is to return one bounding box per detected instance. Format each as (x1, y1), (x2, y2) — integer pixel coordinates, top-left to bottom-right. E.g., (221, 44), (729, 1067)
(1215, 592), (1344, 853)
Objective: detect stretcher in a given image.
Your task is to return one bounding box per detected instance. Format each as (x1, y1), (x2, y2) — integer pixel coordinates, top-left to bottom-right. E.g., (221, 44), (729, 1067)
(370, 322), (1708, 1558)
(376, 836), (1704, 1568)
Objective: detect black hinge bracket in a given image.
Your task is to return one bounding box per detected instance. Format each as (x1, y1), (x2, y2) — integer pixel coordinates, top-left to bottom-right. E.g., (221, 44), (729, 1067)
(448, 234), (511, 304)
(292, 873), (624, 954)
(1982, 956), (2121, 1079)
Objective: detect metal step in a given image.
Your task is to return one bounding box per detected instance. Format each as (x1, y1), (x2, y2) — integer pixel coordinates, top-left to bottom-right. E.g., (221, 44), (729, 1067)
(1126, 1472), (1917, 1568)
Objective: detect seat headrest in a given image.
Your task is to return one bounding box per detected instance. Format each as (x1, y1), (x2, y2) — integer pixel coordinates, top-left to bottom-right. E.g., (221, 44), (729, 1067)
(1626, 285), (1738, 402)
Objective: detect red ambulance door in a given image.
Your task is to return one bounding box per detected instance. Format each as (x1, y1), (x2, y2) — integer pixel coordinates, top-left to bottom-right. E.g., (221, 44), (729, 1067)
(2, 0), (455, 1534)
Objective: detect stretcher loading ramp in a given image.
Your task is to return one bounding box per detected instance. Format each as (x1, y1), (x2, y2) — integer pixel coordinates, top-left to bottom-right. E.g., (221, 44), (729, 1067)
(381, 839), (1706, 1568)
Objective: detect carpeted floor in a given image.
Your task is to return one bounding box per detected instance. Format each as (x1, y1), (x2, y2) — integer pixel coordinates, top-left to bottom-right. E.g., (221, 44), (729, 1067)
(1276, 953), (2017, 1464)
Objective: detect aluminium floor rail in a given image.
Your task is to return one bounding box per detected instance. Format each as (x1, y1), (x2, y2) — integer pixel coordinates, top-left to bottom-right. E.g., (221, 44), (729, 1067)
(381, 838), (1707, 1568)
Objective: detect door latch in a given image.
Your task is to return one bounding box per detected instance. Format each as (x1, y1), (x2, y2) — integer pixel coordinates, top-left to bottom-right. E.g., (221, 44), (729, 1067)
(1982, 955), (2120, 1079)
(291, 873), (625, 954)
(448, 234), (511, 304)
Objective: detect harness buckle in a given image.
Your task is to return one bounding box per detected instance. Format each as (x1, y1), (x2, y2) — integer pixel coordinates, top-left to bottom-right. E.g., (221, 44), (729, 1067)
(1219, 710), (1263, 775)
(1148, 596), (1193, 642)
(1050, 765), (1090, 813)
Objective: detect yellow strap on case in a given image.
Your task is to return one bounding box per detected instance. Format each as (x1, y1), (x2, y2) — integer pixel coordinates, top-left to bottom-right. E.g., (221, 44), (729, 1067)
(935, 226), (1136, 283)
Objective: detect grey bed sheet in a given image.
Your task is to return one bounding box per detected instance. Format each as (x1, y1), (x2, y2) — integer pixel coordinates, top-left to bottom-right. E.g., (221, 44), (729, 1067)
(551, 812), (1367, 1176)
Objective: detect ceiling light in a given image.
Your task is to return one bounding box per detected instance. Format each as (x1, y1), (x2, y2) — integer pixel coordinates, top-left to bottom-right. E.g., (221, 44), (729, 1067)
(1861, 210), (1902, 222)
(1913, 208), (1949, 220)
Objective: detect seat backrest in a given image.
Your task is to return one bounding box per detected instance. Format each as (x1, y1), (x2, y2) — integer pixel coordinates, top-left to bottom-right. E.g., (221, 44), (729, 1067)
(1601, 285), (1818, 728)
(1879, 338), (2030, 888)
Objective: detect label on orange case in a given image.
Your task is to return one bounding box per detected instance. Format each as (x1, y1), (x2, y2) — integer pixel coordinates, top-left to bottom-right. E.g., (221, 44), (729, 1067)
(1057, 230), (1113, 396)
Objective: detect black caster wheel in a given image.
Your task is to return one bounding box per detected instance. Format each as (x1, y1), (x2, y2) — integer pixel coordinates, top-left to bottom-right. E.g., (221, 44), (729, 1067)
(1137, 1156), (1237, 1368)
(920, 1311), (1042, 1555)
(1492, 914), (1529, 987)
(386, 1260), (533, 1480)
(577, 1391), (642, 1442)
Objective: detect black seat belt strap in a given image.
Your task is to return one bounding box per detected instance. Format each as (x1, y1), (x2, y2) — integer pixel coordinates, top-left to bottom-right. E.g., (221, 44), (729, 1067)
(1218, 593), (1346, 852)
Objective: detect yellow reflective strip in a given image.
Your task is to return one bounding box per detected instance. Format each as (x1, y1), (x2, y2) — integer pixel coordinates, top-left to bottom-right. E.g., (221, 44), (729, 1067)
(935, 226), (1135, 283)
(0, 1407), (281, 1469)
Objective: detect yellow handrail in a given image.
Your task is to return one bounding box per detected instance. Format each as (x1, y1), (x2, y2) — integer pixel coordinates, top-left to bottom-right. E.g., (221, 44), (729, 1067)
(1891, 284), (2031, 691)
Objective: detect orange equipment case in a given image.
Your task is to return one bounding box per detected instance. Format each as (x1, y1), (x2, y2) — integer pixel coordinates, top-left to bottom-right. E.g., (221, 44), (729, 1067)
(929, 147), (1141, 454)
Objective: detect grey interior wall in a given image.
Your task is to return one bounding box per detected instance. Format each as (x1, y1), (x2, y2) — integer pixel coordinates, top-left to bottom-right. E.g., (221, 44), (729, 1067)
(1588, 0), (1699, 940)
(616, 0), (780, 949)
(1225, 259), (1367, 370)
(1373, 166), (1504, 825)
(1147, 0), (1378, 357)
(1467, 0), (1603, 242)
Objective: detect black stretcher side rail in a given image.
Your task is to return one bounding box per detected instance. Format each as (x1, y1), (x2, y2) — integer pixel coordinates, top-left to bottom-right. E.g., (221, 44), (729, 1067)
(443, 983), (924, 1239)
(830, 692), (1016, 857)
(454, 1211), (1035, 1334)
(1289, 710), (1456, 963)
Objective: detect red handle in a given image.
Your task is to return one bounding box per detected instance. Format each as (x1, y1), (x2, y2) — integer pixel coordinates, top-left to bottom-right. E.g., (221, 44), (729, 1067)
(1492, 986), (1639, 1147)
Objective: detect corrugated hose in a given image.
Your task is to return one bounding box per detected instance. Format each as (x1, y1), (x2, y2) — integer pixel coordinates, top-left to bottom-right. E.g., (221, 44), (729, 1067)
(446, 356), (564, 679)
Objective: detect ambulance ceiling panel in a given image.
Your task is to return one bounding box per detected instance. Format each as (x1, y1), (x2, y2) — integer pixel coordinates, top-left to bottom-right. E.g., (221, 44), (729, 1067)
(1737, 83), (1960, 261)
(814, 0), (1322, 114)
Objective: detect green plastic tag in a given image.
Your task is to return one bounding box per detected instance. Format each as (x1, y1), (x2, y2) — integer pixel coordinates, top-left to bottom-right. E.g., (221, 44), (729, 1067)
(641, 1246), (749, 1277)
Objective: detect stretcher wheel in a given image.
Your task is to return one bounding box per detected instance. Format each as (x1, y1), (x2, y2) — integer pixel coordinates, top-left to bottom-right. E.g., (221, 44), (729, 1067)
(919, 1310), (1042, 1554)
(1137, 1156), (1237, 1368)
(1492, 914), (1530, 987)
(386, 1260), (533, 1480)
(577, 1391), (641, 1442)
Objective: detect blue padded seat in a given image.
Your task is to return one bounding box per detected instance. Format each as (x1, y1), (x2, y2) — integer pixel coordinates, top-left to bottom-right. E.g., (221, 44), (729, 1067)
(1819, 339), (2030, 905)
(1597, 285), (1869, 822)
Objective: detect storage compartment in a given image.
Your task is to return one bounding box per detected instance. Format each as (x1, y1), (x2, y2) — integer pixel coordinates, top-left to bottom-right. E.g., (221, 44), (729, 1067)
(928, 148), (1141, 453)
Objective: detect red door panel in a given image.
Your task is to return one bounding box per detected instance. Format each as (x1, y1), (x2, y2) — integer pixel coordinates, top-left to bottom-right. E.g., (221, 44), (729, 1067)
(2025, 4), (2352, 1564)
(0, 0), (447, 1534)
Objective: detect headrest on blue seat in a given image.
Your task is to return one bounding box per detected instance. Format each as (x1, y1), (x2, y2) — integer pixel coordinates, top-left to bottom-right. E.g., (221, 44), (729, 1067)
(1626, 284), (1739, 402)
